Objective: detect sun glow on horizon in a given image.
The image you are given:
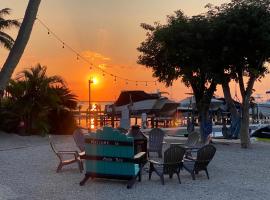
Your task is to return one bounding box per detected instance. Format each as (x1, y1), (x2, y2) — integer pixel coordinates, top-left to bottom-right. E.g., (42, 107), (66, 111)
(91, 77), (98, 85)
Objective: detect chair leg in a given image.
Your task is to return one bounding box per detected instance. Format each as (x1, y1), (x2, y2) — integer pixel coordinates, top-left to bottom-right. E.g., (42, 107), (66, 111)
(191, 170), (196, 180)
(138, 168), (142, 182)
(56, 162), (63, 173)
(205, 169), (209, 179)
(80, 174), (91, 186)
(149, 163), (154, 180)
(176, 173), (181, 184)
(169, 174), (173, 179)
(127, 176), (137, 189)
(77, 160), (83, 173)
(161, 174), (165, 185)
(158, 150), (162, 158)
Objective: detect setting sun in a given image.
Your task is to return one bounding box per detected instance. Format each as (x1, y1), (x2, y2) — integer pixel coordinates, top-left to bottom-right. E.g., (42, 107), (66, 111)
(92, 77), (98, 85)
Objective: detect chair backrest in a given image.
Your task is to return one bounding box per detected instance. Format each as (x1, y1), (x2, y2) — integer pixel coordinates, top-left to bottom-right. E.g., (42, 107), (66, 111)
(73, 128), (87, 152)
(195, 144), (216, 170)
(148, 128), (165, 151)
(84, 126), (139, 177)
(186, 131), (200, 146)
(163, 146), (186, 174)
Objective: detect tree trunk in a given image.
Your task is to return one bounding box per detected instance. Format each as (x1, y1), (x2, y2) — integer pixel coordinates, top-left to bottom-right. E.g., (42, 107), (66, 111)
(238, 75), (256, 148)
(198, 108), (211, 144)
(240, 98), (251, 148)
(222, 80), (241, 138)
(0, 0), (42, 91)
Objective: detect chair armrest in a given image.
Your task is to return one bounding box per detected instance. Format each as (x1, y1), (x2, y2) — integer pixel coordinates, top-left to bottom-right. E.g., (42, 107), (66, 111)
(170, 142), (185, 146)
(149, 159), (162, 165)
(79, 151), (85, 156)
(58, 150), (79, 154)
(134, 152), (146, 160)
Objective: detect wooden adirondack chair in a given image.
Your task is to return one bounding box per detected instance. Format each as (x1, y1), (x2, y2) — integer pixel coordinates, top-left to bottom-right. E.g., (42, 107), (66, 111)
(80, 126), (146, 189)
(170, 131), (200, 148)
(183, 144), (216, 180)
(148, 128), (165, 158)
(73, 128), (87, 157)
(148, 146), (186, 185)
(49, 135), (83, 173)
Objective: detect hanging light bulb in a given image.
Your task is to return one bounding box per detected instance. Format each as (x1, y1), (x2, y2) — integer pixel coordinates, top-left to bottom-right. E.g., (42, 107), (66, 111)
(62, 42), (65, 48)
(145, 82), (148, 86)
(136, 81), (138, 86)
(76, 54), (79, 60)
(114, 76), (116, 82)
(126, 80), (128, 85)
(102, 71), (105, 76)
(47, 29), (50, 35)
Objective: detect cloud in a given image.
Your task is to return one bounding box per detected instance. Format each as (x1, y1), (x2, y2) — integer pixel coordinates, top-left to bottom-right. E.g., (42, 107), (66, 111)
(81, 50), (111, 66)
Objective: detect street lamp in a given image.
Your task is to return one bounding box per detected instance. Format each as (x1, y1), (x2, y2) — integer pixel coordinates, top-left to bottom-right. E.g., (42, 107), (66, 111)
(88, 77), (98, 130)
(88, 78), (93, 130)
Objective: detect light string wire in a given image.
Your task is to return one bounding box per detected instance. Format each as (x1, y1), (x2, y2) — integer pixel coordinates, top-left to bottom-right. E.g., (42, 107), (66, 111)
(35, 17), (158, 85)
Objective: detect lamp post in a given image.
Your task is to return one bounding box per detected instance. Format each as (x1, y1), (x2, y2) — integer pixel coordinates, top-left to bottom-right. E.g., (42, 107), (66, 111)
(88, 78), (93, 130)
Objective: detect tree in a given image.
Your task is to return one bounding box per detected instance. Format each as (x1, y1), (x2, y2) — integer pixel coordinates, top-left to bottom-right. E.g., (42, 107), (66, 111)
(3, 64), (77, 134)
(210, 0), (270, 148)
(0, 8), (20, 50)
(138, 11), (219, 142)
(0, 0), (41, 93)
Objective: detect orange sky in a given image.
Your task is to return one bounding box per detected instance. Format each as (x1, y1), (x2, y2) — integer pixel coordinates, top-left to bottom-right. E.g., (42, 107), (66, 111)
(1, 0), (270, 102)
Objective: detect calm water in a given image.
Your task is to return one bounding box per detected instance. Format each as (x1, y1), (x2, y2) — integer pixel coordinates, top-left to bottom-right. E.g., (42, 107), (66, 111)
(75, 101), (144, 129)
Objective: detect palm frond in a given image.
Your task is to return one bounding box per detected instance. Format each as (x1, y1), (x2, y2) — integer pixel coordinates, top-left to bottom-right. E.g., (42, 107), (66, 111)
(0, 31), (14, 49)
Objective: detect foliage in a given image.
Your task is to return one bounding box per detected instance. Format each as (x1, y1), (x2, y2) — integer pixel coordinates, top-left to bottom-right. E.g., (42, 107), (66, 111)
(0, 8), (20, 50)
(0, 64), (78, 135)
(138, 11), (219, 141)
(208, 0), (270, 147)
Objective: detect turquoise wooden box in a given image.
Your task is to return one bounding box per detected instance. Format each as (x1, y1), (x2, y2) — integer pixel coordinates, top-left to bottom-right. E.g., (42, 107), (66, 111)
(80, 126), (143, 188)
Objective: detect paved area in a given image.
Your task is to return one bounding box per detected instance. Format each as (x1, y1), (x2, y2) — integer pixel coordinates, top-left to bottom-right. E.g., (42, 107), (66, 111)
(0, 131), (270, 200)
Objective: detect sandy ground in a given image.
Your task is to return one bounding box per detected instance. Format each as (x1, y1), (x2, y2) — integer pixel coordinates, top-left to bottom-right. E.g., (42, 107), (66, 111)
(0, 131), (270, 200)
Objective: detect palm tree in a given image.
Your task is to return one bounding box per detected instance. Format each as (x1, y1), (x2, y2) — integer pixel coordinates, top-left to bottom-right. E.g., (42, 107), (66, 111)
(4, 64), (77, 134)
(0, 0), (41, 92)
(0, 8), (20, 50)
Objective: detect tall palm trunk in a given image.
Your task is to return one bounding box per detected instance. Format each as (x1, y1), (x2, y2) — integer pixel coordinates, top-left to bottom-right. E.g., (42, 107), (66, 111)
(0, 0), (41, 92)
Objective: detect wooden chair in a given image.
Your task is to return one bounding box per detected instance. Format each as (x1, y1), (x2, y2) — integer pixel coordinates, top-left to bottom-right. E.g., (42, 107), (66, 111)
(49, 135), (83, 173)
(148, 146), (186, 185)
(148, 128), (165, 158)
(80, 127), (146, 189)
(73, 128), (87, 157)
(170, 131), (200, 148)
(183, 144), (216, 180)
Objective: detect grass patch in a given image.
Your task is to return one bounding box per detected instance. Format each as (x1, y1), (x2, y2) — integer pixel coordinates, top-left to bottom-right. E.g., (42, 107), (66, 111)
(256, 138), (270, 143)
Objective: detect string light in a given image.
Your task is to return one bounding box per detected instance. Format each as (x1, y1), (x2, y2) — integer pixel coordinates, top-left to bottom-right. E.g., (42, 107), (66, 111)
(36, 18), (158, 85)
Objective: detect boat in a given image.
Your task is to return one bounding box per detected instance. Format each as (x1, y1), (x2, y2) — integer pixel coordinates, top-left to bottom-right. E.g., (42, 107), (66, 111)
(251, 125), (270, 138)
(105, 90), (179, 117)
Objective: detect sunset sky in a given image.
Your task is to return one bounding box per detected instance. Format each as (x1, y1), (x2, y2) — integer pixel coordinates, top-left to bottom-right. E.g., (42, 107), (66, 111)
(1, 0), (270, 102)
